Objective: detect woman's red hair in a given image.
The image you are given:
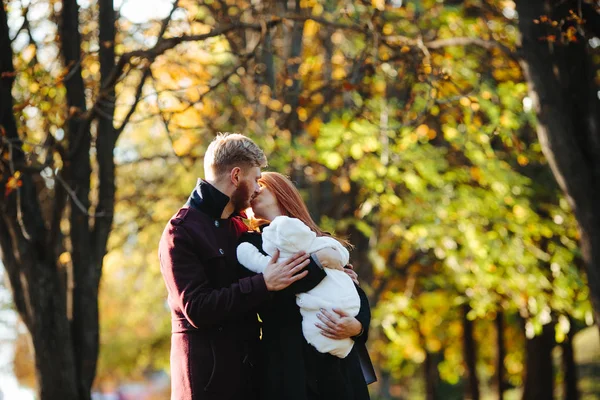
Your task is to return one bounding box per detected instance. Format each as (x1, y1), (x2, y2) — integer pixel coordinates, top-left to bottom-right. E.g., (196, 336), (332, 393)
(256, 172), (352, 248)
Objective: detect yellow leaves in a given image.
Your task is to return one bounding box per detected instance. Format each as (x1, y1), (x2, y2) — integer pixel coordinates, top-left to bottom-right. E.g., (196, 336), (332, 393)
(306, 117), (322, 137)
(259, 93), (270, 105)
(339, 176), (351, 193)
(268, 99), (283, 111)
(331, 31), (345, 45)
(59, 252), (72, 265)
(13, 329), (36, 389)
(5, 171), (23, 197)
(29, 82), (40, 94)
(350, 143), (364, 160)
(332, 67), (346, 80)
(21, 44), (36, 64)
(470, 166), (481, 182)
(311, 92), (325, 105)
(443, 126), (459, 141)
(513, 204), (528, 221)
(322, 151), (344, 170)
(421, 62), (432, 75)
(89, 62), (100, 76)
(304, 20), (320, 38)
(172, 134), (194, 156)
(297, 107), (308, 122)
(372, 0), (385, 11)
(415, 124), (429, 137)
(382, 24), (394, 35)
(517, 154), (529, 166)
(312, 4), (323, 16)
(373, 79), (386, 94)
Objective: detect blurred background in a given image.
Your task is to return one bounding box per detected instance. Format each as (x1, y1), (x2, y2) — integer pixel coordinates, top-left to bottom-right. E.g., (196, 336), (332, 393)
(1, 0), (600, 399)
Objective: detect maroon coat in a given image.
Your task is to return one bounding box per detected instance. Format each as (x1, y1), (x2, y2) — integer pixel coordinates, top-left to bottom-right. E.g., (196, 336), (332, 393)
(159, 180), (270, 400)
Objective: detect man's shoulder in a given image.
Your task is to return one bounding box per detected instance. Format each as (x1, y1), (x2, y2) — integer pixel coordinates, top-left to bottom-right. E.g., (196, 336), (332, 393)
(162, 207), (212, 239)
(169, 207), (211, 227)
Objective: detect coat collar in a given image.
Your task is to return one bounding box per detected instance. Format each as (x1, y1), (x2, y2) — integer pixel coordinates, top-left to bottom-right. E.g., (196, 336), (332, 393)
(185, 179), (230, 219)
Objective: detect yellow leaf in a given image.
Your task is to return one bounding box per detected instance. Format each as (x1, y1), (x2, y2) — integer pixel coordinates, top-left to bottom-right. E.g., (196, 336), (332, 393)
(297, 107), (308, 121)
(372, 0), (385, 10)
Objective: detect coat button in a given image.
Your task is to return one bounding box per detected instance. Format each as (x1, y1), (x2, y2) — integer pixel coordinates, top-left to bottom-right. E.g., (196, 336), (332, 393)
(215, 220), (220, 227)
(219, 248), (224, 255)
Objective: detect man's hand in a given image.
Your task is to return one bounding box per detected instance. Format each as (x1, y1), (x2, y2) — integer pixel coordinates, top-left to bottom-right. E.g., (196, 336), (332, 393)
(315, 308), (363, 339)
(314, 248), (344, 270)
(263, 249), (310, 291)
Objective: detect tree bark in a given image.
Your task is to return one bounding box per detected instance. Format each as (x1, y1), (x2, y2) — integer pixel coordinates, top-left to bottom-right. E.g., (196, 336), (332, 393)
(515, 0), (600, 335)
(495, 310), (506, 400)
(424, 350), (439, 400)
(281, 0), (304, 136)
(462, 305), (480, 400)
(562, 322), (579, 400)
(1, 5), (79, 399)
(522, 323), (555, 400)
(60, 1), (95, 399)
(1, 0), (119, 398)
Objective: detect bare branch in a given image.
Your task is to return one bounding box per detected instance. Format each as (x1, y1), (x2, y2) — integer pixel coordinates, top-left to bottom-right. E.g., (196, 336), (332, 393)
(53, 172), (110, 218)
(424, 36), (515, 55)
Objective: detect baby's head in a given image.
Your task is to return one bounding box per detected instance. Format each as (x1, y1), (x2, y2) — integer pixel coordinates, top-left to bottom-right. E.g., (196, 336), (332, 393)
(261, 216), (316, 258)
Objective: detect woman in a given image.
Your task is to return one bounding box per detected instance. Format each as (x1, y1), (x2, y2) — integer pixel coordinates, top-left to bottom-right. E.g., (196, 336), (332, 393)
(238, 171), (372, 400)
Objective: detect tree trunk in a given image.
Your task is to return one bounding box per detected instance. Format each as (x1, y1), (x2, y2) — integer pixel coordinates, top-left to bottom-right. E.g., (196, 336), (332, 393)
(462, 305), (480, 400)
(1, 0), (118, 397)
(281, 0), (304, 136)
(1, 5), (79, 399)
(515, 0), (600, 335)
(562, 322), (579, 400)
(522, 323), (555, 400)
(424, 350), (439, 400)
(495, 310), (506, 400)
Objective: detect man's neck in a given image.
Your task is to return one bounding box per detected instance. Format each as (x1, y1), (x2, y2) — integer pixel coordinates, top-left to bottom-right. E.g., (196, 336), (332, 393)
(206, 178), (234, 219)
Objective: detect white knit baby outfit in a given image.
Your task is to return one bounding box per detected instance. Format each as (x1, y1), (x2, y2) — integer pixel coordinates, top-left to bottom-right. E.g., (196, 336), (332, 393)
(237, 216), (361, 358)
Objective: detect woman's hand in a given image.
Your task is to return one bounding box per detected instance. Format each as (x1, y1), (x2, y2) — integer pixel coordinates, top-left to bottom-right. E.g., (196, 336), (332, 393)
(343, 263), (359, 285)
(314, 248), (344, 271)
(315, 308), (363, 339)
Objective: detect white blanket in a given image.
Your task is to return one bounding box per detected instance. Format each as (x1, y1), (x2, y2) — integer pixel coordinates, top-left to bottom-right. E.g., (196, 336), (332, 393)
(237, 216), (361, 358)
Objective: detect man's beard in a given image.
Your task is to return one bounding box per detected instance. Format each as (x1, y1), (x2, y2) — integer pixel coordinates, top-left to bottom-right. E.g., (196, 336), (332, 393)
(231, 180), (252, 212)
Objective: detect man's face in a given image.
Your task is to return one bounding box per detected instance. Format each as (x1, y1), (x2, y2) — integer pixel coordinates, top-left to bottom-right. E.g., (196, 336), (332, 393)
(231, 166), (261, 212)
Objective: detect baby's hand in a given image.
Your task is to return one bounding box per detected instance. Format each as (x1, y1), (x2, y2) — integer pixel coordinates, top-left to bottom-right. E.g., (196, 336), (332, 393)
(314, 248), (344, 271)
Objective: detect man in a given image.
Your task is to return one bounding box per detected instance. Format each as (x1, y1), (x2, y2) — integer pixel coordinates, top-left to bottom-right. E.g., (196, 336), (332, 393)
(158, 133), (327, 400)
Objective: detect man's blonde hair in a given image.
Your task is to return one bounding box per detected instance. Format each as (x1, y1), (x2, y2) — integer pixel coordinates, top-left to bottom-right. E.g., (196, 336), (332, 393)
(204, 133), (267, 179)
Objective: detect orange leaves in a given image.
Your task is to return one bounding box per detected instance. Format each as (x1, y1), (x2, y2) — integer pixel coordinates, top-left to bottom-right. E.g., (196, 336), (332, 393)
(534, 10), (583, 44)
(5, 171), (23, 197)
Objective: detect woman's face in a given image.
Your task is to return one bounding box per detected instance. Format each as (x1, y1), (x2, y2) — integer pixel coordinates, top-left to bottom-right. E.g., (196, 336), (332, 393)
(250, 185), (280, 219)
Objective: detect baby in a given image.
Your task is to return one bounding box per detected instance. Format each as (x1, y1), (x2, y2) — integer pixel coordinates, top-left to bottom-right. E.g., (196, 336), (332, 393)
(237, 215), (360, 358)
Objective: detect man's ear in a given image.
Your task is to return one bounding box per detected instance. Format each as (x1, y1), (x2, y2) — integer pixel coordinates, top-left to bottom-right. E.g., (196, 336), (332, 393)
(230, 167), (242, 187)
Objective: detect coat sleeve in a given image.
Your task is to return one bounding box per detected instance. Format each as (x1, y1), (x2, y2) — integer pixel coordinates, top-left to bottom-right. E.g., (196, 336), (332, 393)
(239, 231), (327, 296)
(351, 284), (371, 343)
(279, 255), (327, 295)
(159, 223), (270, 328)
